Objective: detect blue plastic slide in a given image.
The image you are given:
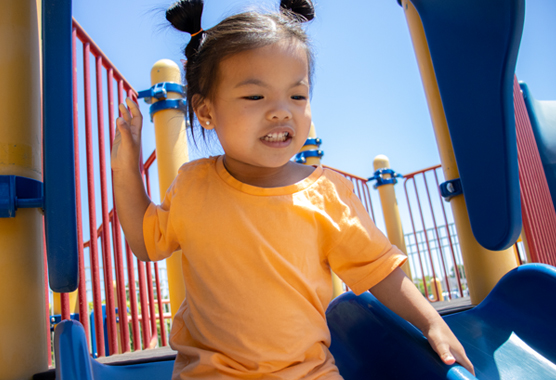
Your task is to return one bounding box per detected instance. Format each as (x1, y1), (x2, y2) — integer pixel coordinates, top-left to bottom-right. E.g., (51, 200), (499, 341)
(327, 264), (556, 380)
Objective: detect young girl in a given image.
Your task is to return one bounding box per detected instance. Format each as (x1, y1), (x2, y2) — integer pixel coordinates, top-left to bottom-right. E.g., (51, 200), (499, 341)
(111, 0), (474, 378)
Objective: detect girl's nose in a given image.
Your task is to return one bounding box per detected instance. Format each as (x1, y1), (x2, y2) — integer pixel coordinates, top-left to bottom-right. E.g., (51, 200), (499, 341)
(267, 102), (292, 121)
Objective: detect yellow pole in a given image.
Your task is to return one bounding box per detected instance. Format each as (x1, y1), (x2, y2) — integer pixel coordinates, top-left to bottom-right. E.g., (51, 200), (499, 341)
(0, 0), (49, 378)
(429, 277), (444, 302)
(373, 155), (413, 281)
(297, 124), (344, 298)
(401, 0), (517, 304)
(150, 59), (189, 319)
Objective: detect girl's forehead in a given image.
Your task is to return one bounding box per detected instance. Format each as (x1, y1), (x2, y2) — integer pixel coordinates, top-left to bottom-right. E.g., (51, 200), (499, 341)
(218, 41), (309, 79)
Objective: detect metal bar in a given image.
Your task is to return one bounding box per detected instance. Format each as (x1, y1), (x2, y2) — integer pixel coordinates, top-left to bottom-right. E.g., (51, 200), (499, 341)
(422, 172), (452, 299)
(73, 27), (90, 346)
(108, 69), (130, 353)
(413, 175), (439, 301)
(154, 262), (167, 346)
(146, 262), (158, 347)
(119, 80), (141, 350)
(125, 242), (141, 350)
(137, 260), (150, 349)
(83, 42), (105, 357)
(404, 178), (429, 300)
(95, 55), (118, 355)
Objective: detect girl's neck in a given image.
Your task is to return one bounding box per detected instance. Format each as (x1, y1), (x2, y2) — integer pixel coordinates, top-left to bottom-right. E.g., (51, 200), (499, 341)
(222, 155), (316, 188)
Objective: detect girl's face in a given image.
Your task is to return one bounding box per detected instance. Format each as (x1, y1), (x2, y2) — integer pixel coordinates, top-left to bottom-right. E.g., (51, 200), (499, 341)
(197, 40), (312, 178)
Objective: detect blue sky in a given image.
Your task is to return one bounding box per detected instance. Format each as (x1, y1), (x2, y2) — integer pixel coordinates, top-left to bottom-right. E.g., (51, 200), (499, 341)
(73, 0), (556, 180)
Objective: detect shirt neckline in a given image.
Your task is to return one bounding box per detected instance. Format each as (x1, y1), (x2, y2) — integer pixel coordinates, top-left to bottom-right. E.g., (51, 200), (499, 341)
(215, 155), (323, 196)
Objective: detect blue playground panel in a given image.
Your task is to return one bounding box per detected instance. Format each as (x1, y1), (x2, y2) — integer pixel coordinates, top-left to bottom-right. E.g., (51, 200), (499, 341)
(54, 264), (556, 379)
(409, 0), (524, 251)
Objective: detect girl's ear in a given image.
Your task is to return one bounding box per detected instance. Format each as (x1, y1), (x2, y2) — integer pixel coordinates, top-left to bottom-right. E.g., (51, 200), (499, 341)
(192, 94), (215, 130)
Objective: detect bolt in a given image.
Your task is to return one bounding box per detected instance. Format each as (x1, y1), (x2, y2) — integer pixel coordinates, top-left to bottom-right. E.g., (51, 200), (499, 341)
(447, 182), (455, 193)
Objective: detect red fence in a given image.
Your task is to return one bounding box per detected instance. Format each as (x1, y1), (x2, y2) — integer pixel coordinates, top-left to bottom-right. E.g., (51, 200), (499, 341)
(46, 20), (170, 363)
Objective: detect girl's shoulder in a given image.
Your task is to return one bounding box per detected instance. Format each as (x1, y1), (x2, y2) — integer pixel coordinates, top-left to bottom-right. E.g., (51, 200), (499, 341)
(177, 156), (219, 176)
(320, 167), (355, 193)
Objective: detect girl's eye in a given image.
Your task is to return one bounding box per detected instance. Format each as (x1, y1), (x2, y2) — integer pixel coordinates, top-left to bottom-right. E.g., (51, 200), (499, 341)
(291, 95), (307, 100)
(243, 95), (263, 100)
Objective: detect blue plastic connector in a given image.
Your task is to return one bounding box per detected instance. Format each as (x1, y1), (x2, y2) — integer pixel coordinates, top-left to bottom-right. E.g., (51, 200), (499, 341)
(295, 150), (324, 164)
(440, 178), (463, 201)
(367, 168), (403, 188)
(0, 175), (44, 218)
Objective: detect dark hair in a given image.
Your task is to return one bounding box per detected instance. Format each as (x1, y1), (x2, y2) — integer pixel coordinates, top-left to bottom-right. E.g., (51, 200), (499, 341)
(166, 0), (315, 140)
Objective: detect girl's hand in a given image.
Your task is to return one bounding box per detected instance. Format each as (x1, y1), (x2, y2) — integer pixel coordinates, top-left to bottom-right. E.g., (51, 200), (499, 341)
(111, 98), (143, 173)
(424, 320), (475, 375)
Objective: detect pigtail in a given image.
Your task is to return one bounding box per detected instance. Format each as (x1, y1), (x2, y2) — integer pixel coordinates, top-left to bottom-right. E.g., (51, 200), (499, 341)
(166, 0), (206, 60)
(280, 0), (315, 22)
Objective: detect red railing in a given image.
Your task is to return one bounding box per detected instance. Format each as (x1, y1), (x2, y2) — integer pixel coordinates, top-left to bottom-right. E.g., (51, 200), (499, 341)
(46, 19), (170, 363)
(402, 165), (464, 301)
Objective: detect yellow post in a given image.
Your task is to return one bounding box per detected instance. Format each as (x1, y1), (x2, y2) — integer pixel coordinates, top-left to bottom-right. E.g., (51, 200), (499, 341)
(429, 277), (444, 302)
(0, 0), (49, 378)
(401, 0), (518, 304)
(297, 124), (344, 298)
(373, 155), (413, 281)
(150, 59), (189, 319)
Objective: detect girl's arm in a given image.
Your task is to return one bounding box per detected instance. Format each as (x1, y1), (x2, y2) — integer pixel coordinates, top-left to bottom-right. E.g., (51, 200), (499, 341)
(111, 98), (151, 262)
(370, 267), (475, 375)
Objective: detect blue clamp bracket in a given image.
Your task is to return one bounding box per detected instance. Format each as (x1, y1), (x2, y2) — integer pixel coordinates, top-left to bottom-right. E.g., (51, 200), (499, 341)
(295, 149), (324, 164)
(0, 175), (44, 218)
(137, 82), (187, 122)
(304, 137), (322, 147)
(137, 82), (185, 104)
(439, 178), (463, 201)
(368, 168), (403, 189)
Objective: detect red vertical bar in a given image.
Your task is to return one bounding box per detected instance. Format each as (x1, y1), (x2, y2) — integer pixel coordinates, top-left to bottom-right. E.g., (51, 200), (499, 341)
(146, 262), (158, 347)
(73, 27), (90, 347)
(61, 293), (70, 320)
(144, 172), (159, 346)
(108, 70), (131, 353)
(422, 172), (452, 299)
(119, 80), (141, 350)
(83, 42), (105, 357)
(404, 177), (429, 300)
(95, 55), (118, 355)
(126, 243), (141, 350)
(154, 262), (167, 346)
(137, 260), (151, 349)
(413, 176), (440, 301)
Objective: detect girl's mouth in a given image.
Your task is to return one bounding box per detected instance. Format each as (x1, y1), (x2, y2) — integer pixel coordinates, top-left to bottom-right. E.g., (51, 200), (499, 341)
(261, 132), (291, 143)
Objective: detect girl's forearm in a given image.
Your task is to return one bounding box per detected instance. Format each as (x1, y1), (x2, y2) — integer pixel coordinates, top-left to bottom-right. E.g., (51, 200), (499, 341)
(370, 267), (445, 334)
(113, 168), (151, 262)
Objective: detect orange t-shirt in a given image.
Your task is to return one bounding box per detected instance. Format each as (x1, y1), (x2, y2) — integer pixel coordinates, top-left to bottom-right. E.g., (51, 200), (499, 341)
(143, 156), (406, 379)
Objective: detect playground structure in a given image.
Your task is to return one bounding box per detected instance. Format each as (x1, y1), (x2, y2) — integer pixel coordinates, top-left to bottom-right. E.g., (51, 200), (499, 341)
(2, 0), (556, 379)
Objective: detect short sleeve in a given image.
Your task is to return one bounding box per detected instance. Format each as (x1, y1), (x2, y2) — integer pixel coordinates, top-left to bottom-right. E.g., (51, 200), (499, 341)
(143, 182), (180, 262)
(327, 179), (407, 295)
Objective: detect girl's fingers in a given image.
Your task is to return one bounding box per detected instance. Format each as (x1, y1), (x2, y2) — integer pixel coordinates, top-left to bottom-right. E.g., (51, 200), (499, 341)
(119, 103), (132, 125)
(125, 97), (142, 119)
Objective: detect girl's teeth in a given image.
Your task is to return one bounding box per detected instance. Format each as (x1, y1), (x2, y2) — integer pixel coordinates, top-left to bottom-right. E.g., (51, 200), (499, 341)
(263, 132), (289, 142)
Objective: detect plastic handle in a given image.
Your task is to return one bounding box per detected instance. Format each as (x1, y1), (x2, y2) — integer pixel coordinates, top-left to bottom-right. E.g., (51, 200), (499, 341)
(42, 0), (79, 292)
